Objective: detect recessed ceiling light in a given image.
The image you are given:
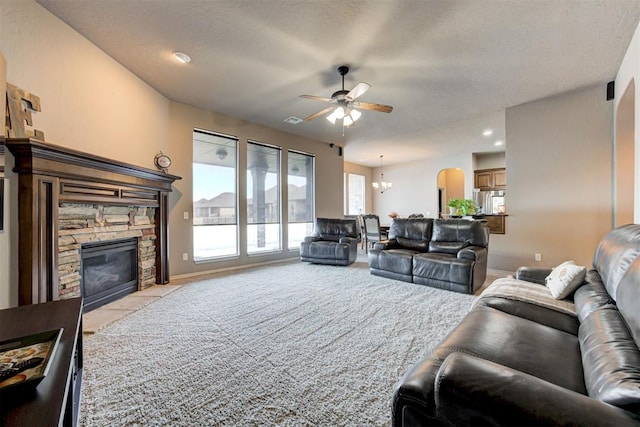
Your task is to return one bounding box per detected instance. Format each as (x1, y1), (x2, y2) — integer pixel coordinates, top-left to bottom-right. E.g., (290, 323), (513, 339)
(482, 129), (493, 137)
(494, 140), (504, 146)
(172, 51), (191, 64)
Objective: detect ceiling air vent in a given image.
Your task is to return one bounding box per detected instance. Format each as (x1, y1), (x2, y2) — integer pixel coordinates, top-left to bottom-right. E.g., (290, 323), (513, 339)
(284, 116), (303, 124)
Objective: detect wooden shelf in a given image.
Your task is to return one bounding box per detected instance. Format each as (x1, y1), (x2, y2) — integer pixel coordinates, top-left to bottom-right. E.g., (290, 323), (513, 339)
(0, 298), (83, 426)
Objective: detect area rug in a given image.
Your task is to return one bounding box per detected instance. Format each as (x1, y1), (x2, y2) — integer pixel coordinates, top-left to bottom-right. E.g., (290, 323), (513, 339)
(79, 259), (484, 426)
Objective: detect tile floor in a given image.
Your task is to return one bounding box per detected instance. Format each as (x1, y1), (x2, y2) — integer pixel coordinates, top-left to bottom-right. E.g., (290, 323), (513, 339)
(82, 284), (182, 334)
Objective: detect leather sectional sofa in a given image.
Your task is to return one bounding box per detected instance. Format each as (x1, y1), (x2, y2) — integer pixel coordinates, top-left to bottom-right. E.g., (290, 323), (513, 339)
(300, 217), (359, 266)
(368, 218), (489, 294)
(392, 224), (640, 426)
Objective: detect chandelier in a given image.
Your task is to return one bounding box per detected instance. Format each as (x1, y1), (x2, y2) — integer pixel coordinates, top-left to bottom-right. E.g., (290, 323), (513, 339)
(372, 155), (392, 193)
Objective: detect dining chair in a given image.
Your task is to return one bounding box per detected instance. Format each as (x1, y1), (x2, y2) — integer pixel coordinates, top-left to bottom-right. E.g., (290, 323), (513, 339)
(362, 214), (383, 253)
(344, 214), (364, 249)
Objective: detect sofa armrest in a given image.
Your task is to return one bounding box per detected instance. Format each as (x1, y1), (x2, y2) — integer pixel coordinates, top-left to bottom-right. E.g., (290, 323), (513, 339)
(339, 236), (358, 245)
(435, 352), (640, 426)
(457, 246), (486, 262)
(303, 236), (320, 244)
(372, 239), (396, 250)
(515, 266), (552, 285)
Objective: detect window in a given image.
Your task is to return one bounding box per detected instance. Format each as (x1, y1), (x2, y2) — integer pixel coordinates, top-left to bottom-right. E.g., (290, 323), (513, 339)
(346, 173), (365, 215)
(287, 151), (314, 250)
(192, 130), (238, 260)
(247, 141), (281, 253)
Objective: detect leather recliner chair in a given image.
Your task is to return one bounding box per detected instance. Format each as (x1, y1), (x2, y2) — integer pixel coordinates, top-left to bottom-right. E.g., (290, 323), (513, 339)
(368, 218), (489, 294)
(412, 219), (489, 294)
(300, 217), (359, 266)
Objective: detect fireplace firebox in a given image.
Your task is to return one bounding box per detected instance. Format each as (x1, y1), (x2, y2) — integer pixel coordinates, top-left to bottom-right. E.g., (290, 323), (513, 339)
(81, 238), (138, 312)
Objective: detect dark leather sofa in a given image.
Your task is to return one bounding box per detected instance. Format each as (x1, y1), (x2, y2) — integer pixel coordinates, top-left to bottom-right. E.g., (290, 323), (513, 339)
(368, 218), (489, 294)
(300, 217), (358, 266)
(392, 224), (640, 426)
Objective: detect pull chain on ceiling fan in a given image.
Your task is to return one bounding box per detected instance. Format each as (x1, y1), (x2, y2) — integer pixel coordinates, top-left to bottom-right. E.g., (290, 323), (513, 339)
(299, 65), (393, 134)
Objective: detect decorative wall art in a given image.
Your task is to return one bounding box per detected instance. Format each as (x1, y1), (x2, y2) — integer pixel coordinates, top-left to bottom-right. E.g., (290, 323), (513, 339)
(5, 83), (45, 140)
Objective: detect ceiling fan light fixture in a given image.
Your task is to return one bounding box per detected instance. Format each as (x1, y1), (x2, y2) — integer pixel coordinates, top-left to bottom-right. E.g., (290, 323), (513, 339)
(334, 106), (345, 119)
(326, 112), (337, 124)
(343, 115), (354, 127)
(350, 109), (362, 122)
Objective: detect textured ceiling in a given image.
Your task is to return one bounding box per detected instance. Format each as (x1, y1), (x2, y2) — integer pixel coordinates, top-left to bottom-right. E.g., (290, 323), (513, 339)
(36, 0), (640, 167)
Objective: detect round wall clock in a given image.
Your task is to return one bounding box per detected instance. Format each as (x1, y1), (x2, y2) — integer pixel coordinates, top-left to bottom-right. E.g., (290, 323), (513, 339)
(154, 152), (172, 172)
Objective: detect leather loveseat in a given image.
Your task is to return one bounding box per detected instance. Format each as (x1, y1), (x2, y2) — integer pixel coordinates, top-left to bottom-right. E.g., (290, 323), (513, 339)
(300, 217), (358, 266)
(368, 218), (489, 294)
(392, 224), (640, 426)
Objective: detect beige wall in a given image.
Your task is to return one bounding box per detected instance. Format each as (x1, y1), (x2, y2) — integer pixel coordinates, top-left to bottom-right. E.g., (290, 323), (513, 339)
(495, 85), (613, 270)
(616, 18), (640, 224)
(0, 0), (170, 166)
(167, 101), (344, 277)
(615, 81), (635, 226)
(474, 152), (506, 170)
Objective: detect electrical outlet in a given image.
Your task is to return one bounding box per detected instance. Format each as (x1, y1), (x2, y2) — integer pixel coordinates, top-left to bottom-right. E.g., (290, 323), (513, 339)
(182, 253), (188, 261)
(534, 253), (542, 262)
(183, 211), (189, 220)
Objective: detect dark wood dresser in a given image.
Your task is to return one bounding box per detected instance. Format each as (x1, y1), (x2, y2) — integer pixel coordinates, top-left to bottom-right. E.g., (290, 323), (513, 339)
(0, 297), (83, 426)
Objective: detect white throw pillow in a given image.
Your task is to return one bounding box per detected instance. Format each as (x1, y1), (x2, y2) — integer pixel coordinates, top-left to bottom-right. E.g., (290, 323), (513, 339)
(545, 260), (587, 299)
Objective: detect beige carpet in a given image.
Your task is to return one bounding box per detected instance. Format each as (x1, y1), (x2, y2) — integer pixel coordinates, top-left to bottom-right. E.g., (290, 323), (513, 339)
(79, 258), (508, 426)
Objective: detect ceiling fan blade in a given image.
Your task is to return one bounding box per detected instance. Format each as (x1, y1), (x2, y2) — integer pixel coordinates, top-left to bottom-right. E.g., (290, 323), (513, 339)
(300, 94), (333, 102)
(303, 106), (334, 121)
(345, 82), (371, 101)
(352, 101), (393, 113)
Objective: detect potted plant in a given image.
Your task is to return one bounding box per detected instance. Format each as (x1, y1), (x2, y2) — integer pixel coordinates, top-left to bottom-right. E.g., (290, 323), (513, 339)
(447, 198), (476, 216)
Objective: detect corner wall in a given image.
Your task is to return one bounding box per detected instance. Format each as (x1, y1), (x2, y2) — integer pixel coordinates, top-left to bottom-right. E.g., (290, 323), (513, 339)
(497, 85), (613, 270)
(616, 17), (640, 224)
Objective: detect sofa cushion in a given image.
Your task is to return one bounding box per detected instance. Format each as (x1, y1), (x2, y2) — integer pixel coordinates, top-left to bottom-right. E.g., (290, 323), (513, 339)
(573, 270), (616, 323)
(580, 307), (640, 413)
(388, 218), (433, 251)
(429, 219), (488, 254)
(314, 217), (358, 241)
(394, 305), (587, 417)
(413, 253), (473, 286)
(476, 278), (577, 315)
(616, 256), (640, 347)
(379, 249), (418, 276)
(475, 277), (578, 334)
(591, 223), (640, 301)
(545, 261), (587, 299)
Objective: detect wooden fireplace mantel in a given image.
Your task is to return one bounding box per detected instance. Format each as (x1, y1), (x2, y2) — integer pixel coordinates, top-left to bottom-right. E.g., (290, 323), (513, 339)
(1, 137), (181, 305)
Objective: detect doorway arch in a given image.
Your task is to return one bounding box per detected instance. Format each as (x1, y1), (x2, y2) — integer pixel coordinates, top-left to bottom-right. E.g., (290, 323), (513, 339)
(437, 168), (464, 217)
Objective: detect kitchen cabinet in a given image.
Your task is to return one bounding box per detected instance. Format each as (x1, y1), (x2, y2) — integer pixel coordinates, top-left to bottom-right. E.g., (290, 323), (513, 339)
(475, 168), (506, 190)
(485, 215), (506, 234)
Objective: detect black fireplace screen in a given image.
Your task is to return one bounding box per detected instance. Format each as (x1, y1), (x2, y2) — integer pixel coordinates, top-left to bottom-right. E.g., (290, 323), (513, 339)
(81, 238), (138, 312)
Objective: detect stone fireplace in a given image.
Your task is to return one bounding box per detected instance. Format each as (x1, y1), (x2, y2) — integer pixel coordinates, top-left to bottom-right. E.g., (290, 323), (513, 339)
(3, 137), (181, 306)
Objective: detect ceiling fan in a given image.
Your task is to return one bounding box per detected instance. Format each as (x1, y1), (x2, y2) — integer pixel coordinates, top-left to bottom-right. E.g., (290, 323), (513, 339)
(300, 65), (393, 127)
